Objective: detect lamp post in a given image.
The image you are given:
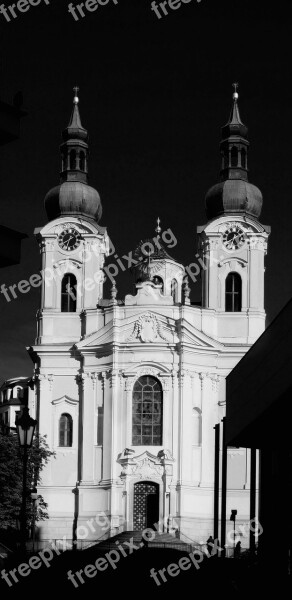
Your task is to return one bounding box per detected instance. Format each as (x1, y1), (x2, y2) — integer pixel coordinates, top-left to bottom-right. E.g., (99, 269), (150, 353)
(16, 406), (37, 553)
(30, 487), (38, 552)
(230, 509), (237, 558)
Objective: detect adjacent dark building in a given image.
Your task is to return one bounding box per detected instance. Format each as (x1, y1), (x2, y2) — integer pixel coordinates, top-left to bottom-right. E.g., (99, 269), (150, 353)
(226, 298), (292, 575)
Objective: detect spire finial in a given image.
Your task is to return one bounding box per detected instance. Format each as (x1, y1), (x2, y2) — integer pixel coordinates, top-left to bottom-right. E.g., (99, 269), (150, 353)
(73, 86), (79, 105)
(232, 82), (239, 101)
(60, 87), (89, 184)
(155, 217), (161, 238)
(111, 279), (118, 303)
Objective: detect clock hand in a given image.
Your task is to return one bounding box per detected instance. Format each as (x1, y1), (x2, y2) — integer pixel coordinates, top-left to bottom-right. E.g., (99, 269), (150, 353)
(66, 236), (73, 249)
(233, 233), (243, 245)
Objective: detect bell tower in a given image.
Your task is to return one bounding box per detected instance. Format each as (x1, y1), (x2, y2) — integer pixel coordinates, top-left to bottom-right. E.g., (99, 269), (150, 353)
(34, 89), (109, 344)
(197, 85), (270, 343)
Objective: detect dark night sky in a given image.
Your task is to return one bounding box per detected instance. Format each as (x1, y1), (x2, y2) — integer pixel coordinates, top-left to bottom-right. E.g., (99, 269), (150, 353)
(0, 0), (292, 381)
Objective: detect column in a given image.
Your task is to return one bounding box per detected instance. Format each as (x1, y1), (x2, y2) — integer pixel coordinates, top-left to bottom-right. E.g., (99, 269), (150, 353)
(178, 370), (185, 485)
(160, 376), (171, 450)
(201, 373), (217, 484)
(110, 369), (119, 482)
(37, 374), (53, 484)
(181, 371), (192, 482)
(79, 373), (95, 485)
(125, 376), (134, 448)
(102, 371), (111, 482)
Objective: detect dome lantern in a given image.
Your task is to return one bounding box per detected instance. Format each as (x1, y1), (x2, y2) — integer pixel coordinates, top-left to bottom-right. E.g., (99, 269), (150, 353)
(60, 86), (89, 184)
(220, 83), (249, 183)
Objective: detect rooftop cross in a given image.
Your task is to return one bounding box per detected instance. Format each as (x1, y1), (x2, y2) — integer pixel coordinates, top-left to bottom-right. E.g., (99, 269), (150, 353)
(155, 217), (162, 238)
(232, 82), (239, 100)
(73, 86), (79, 104)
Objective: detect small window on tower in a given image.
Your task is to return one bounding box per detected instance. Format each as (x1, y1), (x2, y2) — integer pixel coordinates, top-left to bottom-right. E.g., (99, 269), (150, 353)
(231, 146), (238, 168)
(70, 150), (77, 170)
(79, 151), (85, 171)
(225, 272), (242, 312)
(152, 276), (164, 292)
(241, 148), (247, 169)
(171, 279), (178, 302)
(59, 413), (73, 447)
(61, 274), (77, 312)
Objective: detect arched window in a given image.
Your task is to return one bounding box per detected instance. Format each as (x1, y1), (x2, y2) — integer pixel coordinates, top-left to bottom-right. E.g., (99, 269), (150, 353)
(241, 148), (247, 169)
(79, 151), (85, 171)
(225, 272), (242, 312)
(224, 150), (229, 169)
(132, 376), (163, 446)
(152, 276), (164, 293)
(171, 279), (178, 302)
(61, 274), (77, 312)
(231, 146), (238, 167)
(70, 150), (77, 170)
(61, 153), (65, 172)
(59, 413), (73, 447)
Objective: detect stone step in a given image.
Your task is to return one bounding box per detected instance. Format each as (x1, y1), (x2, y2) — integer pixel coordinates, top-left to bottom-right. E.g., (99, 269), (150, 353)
(93, 529), (194, 553)
(95, 530), (143, 551)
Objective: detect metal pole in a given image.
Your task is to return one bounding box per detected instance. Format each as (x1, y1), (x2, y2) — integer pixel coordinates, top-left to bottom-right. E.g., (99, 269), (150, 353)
(234, 515), (236, 557)
(20, 444), (28, 553)
(220, 417), (227, 557)
(32, 500), (36, 553)
(250, 447), (256, 555)
(214, 424), (220, 546)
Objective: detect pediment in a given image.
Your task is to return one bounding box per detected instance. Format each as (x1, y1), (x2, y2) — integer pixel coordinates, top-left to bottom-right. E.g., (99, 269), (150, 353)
(76, 312), (223, 352)
(178, 322), (223, 350)
(51, 395), (78, 406)
(77, 311), (179, 349)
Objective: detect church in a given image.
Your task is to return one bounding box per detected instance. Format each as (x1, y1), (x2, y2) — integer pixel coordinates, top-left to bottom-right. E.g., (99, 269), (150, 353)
(27, 86), (270, 545)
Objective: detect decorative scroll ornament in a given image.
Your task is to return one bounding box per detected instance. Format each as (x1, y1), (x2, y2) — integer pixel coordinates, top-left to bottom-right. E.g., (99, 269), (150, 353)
(117, 449), (174, 479)
(127, 312), (172, 343)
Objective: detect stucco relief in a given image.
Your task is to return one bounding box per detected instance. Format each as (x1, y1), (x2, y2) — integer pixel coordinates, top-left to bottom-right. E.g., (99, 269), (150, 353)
(126, 313), (173, 343)
(134, 458), (163, 479)
(55, 222), (89, 234)
(117, 449), (174, 479)
(248, 237), (267, 251)
(217, 221), (248, 234)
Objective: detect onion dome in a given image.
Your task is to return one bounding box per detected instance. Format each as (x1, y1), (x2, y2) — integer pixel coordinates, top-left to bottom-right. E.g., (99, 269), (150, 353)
(205, 84), (263, 221)
(44, 87), (102, 222)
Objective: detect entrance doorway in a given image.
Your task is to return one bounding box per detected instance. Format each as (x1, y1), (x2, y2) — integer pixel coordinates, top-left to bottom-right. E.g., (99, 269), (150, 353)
(133, 481), (159, 531)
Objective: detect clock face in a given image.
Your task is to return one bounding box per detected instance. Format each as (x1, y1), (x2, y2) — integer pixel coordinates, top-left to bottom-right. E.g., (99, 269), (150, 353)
(223, 225), (245, 251)
(58, 228), (81, 252)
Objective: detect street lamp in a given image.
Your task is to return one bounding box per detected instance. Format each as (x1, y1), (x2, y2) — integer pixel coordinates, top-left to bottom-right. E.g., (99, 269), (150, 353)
(15, 406), (37, 552)
(230, 509), (237, 558)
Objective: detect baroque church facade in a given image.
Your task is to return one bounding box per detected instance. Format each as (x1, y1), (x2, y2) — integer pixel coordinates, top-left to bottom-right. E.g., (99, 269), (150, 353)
(27, 87), (270, 544)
